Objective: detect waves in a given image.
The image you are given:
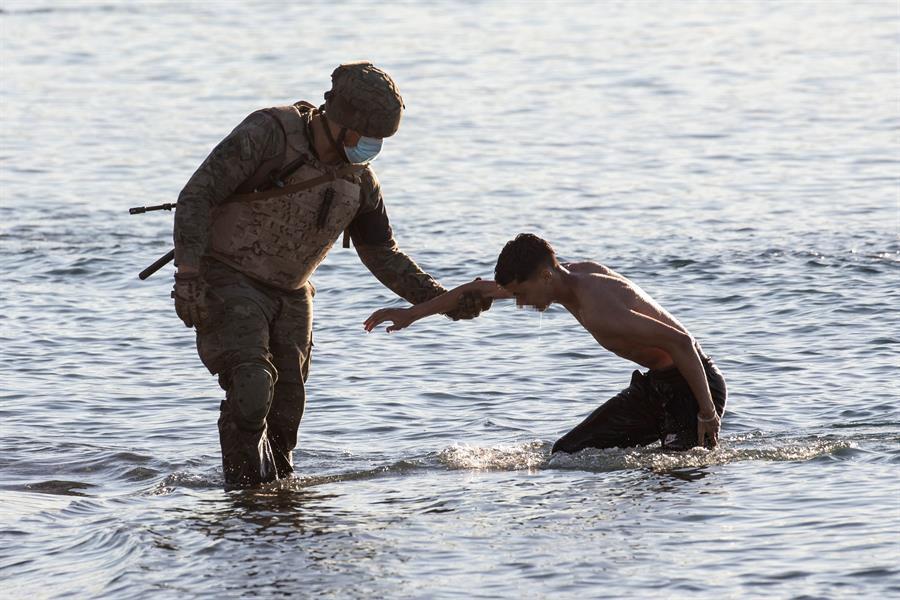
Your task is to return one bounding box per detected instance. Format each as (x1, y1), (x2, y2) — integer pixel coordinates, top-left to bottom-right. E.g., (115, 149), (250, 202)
(124, 427), (892, 496)
(1, 1), (899, 596)
(5, 423), (894, 505)
(434, 433), (863, 473)
(5, 425), (895, 599)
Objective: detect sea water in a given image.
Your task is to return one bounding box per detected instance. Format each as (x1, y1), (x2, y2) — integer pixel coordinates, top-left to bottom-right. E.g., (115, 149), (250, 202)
(1, 1), (898, 598)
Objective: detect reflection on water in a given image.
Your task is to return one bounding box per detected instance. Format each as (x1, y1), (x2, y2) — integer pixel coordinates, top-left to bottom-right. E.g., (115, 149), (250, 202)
(189, 488), (346, 540)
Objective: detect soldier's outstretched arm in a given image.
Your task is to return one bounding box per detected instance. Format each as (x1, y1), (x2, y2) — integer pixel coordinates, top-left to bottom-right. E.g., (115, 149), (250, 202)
(355, 237), (493, 320)
(173, 111), (282, 271)
(354, 237), (446, 305)
(349, 172), (489, 319)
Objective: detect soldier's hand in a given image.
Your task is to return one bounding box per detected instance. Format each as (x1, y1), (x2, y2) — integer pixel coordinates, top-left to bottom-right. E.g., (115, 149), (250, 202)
(445, 278), (493, 321)
(171, 272), (209, 328)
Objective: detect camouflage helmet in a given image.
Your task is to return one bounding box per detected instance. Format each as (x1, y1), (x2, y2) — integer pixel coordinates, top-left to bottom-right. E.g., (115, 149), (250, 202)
(324, 61), (404, 138)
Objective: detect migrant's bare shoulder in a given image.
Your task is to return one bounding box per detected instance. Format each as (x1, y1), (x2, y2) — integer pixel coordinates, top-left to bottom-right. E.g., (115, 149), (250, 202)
(564, 261), (614, 276)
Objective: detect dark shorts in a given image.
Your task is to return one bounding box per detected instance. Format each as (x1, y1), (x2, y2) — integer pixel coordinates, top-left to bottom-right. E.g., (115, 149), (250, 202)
(551, 353), (727, 453)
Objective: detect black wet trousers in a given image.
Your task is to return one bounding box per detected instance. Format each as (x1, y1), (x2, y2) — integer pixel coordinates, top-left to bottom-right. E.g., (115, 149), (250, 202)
(552, 354), (727, 453)
(195, 259), (313, 488)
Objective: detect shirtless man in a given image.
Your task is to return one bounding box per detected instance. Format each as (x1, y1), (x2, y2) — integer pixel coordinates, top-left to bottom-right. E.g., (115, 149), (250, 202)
(364, 233), (727, 451)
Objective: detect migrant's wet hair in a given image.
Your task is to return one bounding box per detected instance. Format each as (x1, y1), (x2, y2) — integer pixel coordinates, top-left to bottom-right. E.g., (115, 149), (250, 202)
(494, 233), (559, 286)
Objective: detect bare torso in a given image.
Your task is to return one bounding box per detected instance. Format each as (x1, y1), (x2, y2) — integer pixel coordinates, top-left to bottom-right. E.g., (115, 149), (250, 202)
(561, 262), (691, 370)
(362, 260), (719, 445)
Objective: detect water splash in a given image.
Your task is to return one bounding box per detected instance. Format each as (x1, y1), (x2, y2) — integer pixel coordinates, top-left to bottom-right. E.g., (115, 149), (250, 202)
(437, 441), (549, 470)
(548, 438), (855, 472)
(149, 470), (219, 495)
(434, 436), (855, 473)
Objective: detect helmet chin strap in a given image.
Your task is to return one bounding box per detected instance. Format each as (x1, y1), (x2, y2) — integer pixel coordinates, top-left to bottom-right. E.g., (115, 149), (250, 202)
(320, 113), (349, 163)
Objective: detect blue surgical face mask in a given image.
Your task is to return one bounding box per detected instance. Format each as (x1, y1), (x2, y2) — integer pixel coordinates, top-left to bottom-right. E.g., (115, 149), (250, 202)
(344, 136), (383, 164)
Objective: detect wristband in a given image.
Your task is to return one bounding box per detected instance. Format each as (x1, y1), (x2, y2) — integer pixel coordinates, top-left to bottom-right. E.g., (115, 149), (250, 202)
(697, 413), (718, 423)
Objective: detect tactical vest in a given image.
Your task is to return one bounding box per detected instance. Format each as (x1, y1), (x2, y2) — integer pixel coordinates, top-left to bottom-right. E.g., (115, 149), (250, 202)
(208, 104), (364, 291)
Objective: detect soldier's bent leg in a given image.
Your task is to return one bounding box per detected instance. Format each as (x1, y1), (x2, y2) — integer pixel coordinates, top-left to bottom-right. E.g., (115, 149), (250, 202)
(217, 360), (282, 488)
(266, 380), (306, 475)
(267, 342), (311, 474)
(267, 282), (314, 475)
(225, 361), (275, 430)
(195, 259), (283, 489)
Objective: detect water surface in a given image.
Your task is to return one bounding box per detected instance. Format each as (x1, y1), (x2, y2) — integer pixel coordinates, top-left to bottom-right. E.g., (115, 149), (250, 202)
(1, 1), (898, 598)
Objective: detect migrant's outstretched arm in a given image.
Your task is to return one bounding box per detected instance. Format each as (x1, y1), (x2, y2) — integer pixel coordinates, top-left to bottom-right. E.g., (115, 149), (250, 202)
(365, 279), (509, 332)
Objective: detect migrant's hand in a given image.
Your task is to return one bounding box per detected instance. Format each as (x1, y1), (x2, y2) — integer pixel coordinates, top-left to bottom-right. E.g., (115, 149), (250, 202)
(445, 278), (493, 321)
(171, 271), (209, 328)
(697, 411), (720, 448)
(365, 307), (414, 333)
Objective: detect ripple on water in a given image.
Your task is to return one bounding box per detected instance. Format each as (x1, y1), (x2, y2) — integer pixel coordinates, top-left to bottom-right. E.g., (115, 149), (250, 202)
(2, 2), (900, 598)
(19, 480), (97, 497)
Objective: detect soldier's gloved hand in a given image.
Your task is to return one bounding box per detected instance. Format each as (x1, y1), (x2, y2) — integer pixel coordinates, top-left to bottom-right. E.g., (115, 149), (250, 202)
(445, 278), (493, 321)
(171, 272), (209, 328)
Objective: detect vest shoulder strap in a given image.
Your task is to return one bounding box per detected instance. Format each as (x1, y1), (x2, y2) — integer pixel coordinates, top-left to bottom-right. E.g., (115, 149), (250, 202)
(233, 108), (289, 194)
(226, 163), (368, 205)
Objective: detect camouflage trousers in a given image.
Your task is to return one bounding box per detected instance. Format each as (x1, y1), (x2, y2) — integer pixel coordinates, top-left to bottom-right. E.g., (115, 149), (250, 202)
(196, 258), (313, 489)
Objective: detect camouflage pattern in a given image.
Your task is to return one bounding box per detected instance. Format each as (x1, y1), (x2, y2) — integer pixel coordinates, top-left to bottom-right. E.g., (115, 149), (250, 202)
(325, 61), (404, 138)
(171, 271), (209, 327)
(173, 95), (489, 487)
(209, 106), (364, 291)
(175, 102), (454, 305)
(174, 110), (284, 269)
(197, 258), (313, 487)
(355, 241), (447, 305)
(218, 361), (277, 486)
(354, 242), (488, 320)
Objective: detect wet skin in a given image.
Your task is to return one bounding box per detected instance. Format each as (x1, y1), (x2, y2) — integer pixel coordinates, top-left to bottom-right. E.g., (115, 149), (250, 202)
(504, 262), (687, 371)
(364, 261), (720, 447)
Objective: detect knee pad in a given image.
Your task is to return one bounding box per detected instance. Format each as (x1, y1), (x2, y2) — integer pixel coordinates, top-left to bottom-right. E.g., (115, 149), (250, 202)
(225, 362), (276, 431)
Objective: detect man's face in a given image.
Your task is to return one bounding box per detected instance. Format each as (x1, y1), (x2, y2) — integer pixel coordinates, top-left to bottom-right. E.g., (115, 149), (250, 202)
(503, 273), (553, 311)
(326, 118), (362, 147)
(341, 128), (362, 148)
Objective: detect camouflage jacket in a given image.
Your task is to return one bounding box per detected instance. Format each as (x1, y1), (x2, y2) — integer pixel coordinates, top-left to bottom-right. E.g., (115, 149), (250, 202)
(173, 103), (448, 305)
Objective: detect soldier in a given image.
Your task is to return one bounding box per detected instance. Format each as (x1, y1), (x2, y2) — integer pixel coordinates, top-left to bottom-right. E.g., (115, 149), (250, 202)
(172, 62), (490, 489)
